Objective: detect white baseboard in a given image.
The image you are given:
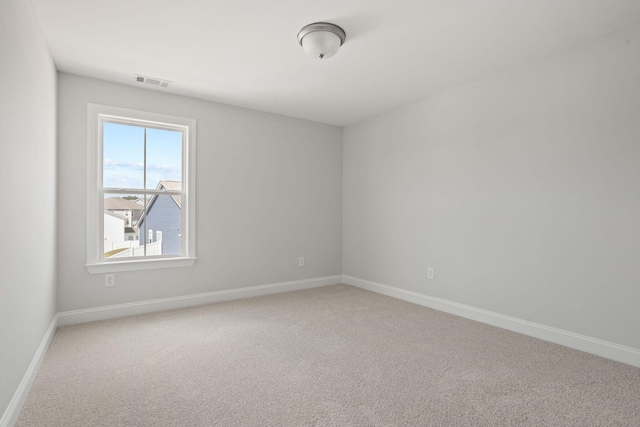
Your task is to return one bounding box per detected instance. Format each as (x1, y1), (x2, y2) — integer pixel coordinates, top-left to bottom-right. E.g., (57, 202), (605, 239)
(1, 314), (58, 427)
(58, 275), (342, 326)
(342, 275), (640, 368)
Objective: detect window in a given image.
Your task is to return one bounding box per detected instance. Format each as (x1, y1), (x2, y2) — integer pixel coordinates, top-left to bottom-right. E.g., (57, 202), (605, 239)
(86, 104), (196, 273)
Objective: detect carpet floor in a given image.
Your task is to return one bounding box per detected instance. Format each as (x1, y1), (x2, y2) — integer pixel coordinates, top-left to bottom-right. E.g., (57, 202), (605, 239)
(16, 284), (640, 426)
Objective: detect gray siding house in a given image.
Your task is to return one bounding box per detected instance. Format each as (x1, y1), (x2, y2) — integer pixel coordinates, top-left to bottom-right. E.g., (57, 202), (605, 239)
(137, 181), (182, 255)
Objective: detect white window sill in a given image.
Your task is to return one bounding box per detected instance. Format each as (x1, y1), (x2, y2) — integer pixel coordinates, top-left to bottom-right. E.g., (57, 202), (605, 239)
(86, 257), (197, 274)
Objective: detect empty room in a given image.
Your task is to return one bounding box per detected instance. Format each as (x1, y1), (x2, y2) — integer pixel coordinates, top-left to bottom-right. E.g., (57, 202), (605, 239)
(2, 0), (640, 425)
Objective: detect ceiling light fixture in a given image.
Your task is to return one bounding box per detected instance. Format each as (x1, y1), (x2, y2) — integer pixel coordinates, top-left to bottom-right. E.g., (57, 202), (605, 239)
(297, 22), (346, 60)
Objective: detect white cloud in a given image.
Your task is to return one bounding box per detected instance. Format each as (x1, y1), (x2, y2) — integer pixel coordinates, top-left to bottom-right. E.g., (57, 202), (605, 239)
(104, 159), (143, 170)
(103, 159), (180, 189)
(104, 159), (179, 174)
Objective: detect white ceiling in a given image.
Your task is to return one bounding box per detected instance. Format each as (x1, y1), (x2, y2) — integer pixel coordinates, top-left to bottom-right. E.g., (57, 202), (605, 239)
(31, 0), (640, 126)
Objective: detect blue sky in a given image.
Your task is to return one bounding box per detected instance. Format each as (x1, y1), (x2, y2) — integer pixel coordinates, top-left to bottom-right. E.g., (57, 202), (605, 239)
(103, 122), (182, 190)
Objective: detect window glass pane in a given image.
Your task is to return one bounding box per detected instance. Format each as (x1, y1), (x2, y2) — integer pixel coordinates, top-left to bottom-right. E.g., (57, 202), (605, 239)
(145, 128), (182, 190)
(101, 125), (183, 259)
(136, 194), (182, 256)
(103, 194), (145, 259)
(103, 122), (145, 189)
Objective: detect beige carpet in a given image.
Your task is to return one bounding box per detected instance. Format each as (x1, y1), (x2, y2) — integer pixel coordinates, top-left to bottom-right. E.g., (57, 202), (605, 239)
(16, 284), (640, 426)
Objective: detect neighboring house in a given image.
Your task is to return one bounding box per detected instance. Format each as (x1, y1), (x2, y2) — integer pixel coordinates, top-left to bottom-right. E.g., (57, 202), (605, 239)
(104, 211), (125, 246)
(104, 197), (144, 228)
(137, 181), (182, 255)
(124, 227), (138, 241)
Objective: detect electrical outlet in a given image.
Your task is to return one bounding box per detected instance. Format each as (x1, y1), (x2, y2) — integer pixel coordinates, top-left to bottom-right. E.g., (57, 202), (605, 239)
(427, 267), (434, 280)
(298, 256), (305, 267)
(105, 273), (115, 287)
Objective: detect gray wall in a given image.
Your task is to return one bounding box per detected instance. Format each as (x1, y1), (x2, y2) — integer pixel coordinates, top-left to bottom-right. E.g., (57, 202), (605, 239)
(57, 73), (343, 312)
(343, 24), (640, 349)
(0, 0), (58, 419)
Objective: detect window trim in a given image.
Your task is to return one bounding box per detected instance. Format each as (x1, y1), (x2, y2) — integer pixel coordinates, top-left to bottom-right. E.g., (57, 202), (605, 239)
(86, 104), (197, 274)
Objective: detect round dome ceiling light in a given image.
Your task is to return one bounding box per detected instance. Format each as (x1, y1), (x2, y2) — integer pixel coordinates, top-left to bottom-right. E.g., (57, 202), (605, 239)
(297, 22), (346, 60)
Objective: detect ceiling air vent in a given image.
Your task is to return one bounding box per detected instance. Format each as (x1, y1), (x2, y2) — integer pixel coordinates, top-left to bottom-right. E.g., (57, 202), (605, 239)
(134, 74), (171, 88)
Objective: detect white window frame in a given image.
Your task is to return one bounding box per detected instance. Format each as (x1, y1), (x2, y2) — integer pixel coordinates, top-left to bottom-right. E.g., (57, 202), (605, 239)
(86, 104), (197, 274)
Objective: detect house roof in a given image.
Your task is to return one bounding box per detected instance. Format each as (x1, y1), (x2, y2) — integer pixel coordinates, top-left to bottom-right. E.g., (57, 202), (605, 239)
(104, 197), (144, 211)
(136, 181), (182, 226)
(159, 181), (181, 209)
